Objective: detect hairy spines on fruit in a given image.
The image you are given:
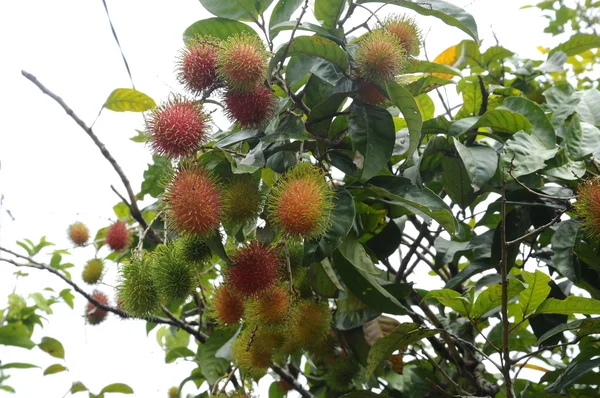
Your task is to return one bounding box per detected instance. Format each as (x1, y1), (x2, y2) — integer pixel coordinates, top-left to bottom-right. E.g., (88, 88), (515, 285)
(106, 221), (130, 252)
(222, 176), (262, 225)
(355, 29), (407, 82)
(117, 255), (159, 317)
(213, 284), (245, 326)
(224, 85), (276, 128)
(82, 258), (104, 285)
(226, 241), (281, 298)
(245, 284), (290, 325)
(86, 290), (109, 325)
(176, 234), (212, 266)
(267, 162), (335, 239)
(575, 177), (600, 239)
(323, 355), (360, 392)
(177, 37), (220, 95)
(146, 97), (209, 160)
(68, 222), (89, 246)
(217, 34), (269, 92)
(151, 244), (197, 304)
(381, 15), (421, 56)
(292, 300), (332, 350)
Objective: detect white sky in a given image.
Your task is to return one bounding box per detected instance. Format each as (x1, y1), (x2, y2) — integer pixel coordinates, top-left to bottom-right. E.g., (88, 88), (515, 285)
(0, 0), (561, 396)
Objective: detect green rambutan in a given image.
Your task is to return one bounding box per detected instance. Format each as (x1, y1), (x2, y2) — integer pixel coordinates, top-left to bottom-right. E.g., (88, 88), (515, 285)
(245, 285), (290, 325)
(226, 241), (281, 297)
(323, 355), (360, 392)
(106, 220), (130, 252)
(213, 284), (245, 326)
(176, 234), (212, 265)
(217, 34), (268, 92)
(222, 176), (262, 224)
(382, 15), (421, 56)
(355, 29), (407, 82)
(86, 290), (109, 325)
(146, 97), (209, 160)
(68, 221), (89, 246)
(162, 163), (222, 237)
(82, 258), (103, 285)
(168, 386), (179, 398)
(177, 37), (220, 95)
(224, 84), (276, 128)
(575, 177), (600, 239)
(151, 244), (197, 304)
(117, 255), (159, 317)
(267, 162), (335, 239)
(292, 300), (332, 350)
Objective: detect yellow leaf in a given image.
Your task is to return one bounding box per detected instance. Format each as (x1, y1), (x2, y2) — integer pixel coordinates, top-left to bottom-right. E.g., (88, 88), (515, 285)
(537, 46), (549, 54)
(432, 45), (459, 79)
(516, 363), (550, 373)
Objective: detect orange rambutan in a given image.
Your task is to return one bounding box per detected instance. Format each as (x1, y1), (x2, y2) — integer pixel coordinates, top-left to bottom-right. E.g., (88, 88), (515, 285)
(226, 241), (281, 297)
(355, 29), (407, 82)
(245, 285), (290, 325)
(382, 15), (421, 56)
(106, 221), (130, 252)
(224, 85), (276, 128)
(214, 284), (245, 326)
(177, 37), (220, 95)
(575, 177), (600, 238)
(86, 290), (109, 325)
(68, 221), (89, 246)
(292, 300), (332, 350)
(217, 34), (268, 92)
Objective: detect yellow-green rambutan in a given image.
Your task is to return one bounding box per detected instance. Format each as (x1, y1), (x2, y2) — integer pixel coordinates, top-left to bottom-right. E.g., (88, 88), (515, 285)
(82, 258), (104, 285)
(233, 328), (274, 372)
(355, 29), (407, 82)
(167, 386), (179, 398)
(175, 234), (212, 266)
(245, 285), (290, 325)
(117, 255), (159, 317)
(213, 284), (245, 326)
(68, 221), (89, 246)
(575, 177), (600, 239)
(292, 300), (332, 350)
(222, 176), (262, 225)
(381, 15), (421, 56)
(323, 355), (360, 392)
(267, 162), (335, 239)
(151, 244), (197, 304)
(217, 34), (269, 92)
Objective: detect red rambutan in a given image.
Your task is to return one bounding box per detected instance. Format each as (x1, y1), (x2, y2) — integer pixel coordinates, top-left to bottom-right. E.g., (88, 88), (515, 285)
(177, 38), (220, 95)
(106, 221), (130, 252)
(68, 221), (89, 246)
(162, 163), (222, 237)
(214, 284), (245, 325)
(227, 241), (281, 297)
(146, 97), (209, 160)
(86, 290), (109, 325)
(224, 85), (276, 128)
(217, 34), (268, 92)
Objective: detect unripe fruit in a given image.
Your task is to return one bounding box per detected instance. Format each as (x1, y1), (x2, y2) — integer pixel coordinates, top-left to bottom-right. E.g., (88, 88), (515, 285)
(86, 290), (109, 325)
(146, 97), (209, 160)
(224, 85), (276, 128)
(575, 177), (600, 238)
(382, 15), (421, 57)
(168, 386), (179, 398)
(222, 176), (262, 224)
(106, 221), (130, 252)
(82, 258), (103, 285)
(226, 241), (281, 297)
(213, 284), (245, 326)
(233, 328), (282, 372)
(177, 38), (219, 95)
(245, 285), (290, 325)
(356, 29), (406, 82)
(163, 163), (222, 237)
(151, 244), (197, 304)
(117, 256), (159, 317)
(292, 300), (331, 350)
(268, 162), (335, 239)
(68, 222), (89, 246)
(323, 355), (360, 392)
(217, 34), (268, 92)
(358, 80), (388, 105)
(176, 234), (212, 265)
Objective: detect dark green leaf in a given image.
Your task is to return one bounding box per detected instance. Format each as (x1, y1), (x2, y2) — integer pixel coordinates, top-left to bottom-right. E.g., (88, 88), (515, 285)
(453, 140), (497, 191)
(315, 0), (345, 29)
(199, 328), (236, 384)
(199, 0), (262, 21)
(139, 155), (170, 199)
(576, 88), (600, 125)
(564, 116), (600, 161)
(38, 337), (65, 359)
(309, 261), (340, 298)
(269, 381), (286, 398)
(520, 270), (552, 317)
(441, 155), (474, 209)
(503, 97), (556, 149)
(385, 81), (422, 160)
(103, 89), (155, 112)
(500, 131), (559, 178)
(43, 364), (67, 376)
(445, 260), (493, 289)
(269, 0), (304, 39)
(543, 83), (579, 127)
(183, 17), (256, 42)
(341, 392), (389, 397)
(99, 383), (134, 394)
(546, 358), (600, 393)
(551, 220), (580, 283)
(269, 22), (344, 45)
(366, 219), (403, 260)
(335, 291), (380, 330)
(537, 319), (584, 346)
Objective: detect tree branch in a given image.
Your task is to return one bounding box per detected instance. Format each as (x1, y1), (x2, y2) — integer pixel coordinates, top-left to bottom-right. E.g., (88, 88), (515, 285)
(271, 364), (314, 398)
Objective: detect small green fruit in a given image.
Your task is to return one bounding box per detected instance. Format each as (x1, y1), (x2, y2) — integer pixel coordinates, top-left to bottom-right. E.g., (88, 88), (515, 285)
(82, 258), (103, 285)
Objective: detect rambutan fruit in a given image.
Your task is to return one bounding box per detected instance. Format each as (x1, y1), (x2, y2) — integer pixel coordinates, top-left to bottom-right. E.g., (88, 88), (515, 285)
(151, 244), (197, 304)
(355, 29), (407, 82)
(233, 328), (272, 371)
(213, 284), (245, 326)
(575, 177), (600, 239)
(177, 37), (220, 95)
(146, 97), (209, 160)
(323, 355), (360, 392)
(168, 386), (179, 398)
(267, 162), (335, 239)
(217, 34), (268, 92)
(162, 163), (222, 238)
(226, 241), (281, 297)
(176, 234), (212, 266)
(106, 221), (130, 252)
(82, 258), (103, 285)
(86, 290), (109, 325)
(292, 300), (332, 350)
(245, 285), (290, 325)
(117, 255), (159, 317)
(68, 222), (89, 246)
(222, 176), (262, 224)
(284, 241), (304, 278)
(382, 15), (421, 57)
(358, 80), (389, 105)
(224, 84), (276, 128)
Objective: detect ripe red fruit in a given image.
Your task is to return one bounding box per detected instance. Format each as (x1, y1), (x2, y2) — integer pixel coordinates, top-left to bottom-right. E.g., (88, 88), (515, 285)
(163, 164), (222, 237)
(217, 34), (268, 92)
(356, 29), (406, 82)
(106, 221), (130, 252)
(86, 290), (109, 325)
(68, 222), (89, 246)
(214, 284), (245, 325)
(227, 241), (280, 297)
(224, 85), (276, 128)
(358, 81), (388, 105)
(146, 97), (209, 160)
(177, 38), (219, 95)
(575, 177), (600, 238)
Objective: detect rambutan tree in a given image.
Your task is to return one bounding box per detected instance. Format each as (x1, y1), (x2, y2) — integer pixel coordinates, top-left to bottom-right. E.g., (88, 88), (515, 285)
(2, 0), (600, 397)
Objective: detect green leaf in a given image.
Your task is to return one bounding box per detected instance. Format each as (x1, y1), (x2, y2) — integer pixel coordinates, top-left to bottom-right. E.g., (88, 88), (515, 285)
(269, 381), (286, 398)
(269, 0), (304, 39)
(139, 155), (170, 199)
(199, 328), (236, 384)
(357, 0), (478, 41)
(482, 46), (514, 65)
(454, 109), (532, 134)
(537, 296), (600, 315)
(471, 278), (525, 319)
(348, 102), (396, 182)
(500, 131), (559, 179)
(0, 323), (35, 349)
(315, 0), (345, 29)
(304, 189), (355, 264)
(199, 0), (262, 21)
(337, 237), (380, 274)
(60, 288), (75, 309)
(520, 270), (552, 317)
(537, 319), (584, 346)
(564, 116), (600, 161)
(548, 33), (600, 57)
(0, 363), (39, 370)
(404, 60), (461, 77)
(576, 88), (600, 126)
(405, 75), (454, 97)
(365, 323), (441, 379)
(441, 155), (474, 209)
(71, 381), (88, 393)
(453, 140), (497, 191)
(551, 220), (580, 283)
(309, 261), (340, 298)
(38, 337), (65, 359)
(422, 289), (471, 317)
(99, 383), (134, 394)
(546, 358), (600, 393)
(503, 97), (556, 149)
(269, 22), (343, 45)
(43, 364), (67, 376)
(183, 17), (257, 42)
(103, 88), (156, 112)
(385, 81), (422, 160)
(543, 83), (579, 127)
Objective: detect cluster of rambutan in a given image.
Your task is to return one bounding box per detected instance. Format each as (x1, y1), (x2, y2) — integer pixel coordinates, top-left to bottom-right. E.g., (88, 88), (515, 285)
(355, 15), (421, 105)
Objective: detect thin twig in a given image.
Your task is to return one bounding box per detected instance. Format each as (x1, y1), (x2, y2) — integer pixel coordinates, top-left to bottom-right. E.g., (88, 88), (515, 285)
(271, 364), (314, 398)
(506, 210), (566, 247)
